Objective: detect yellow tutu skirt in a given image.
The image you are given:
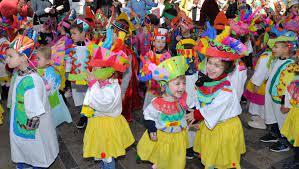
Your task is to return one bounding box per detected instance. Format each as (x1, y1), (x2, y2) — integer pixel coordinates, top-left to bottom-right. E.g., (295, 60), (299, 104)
(0, 104), (3, 125)
(194, 117), (246, 169)
(137, 129), (188, 169)
(83, 115), (135, 159)
(281, 108), (299, 147)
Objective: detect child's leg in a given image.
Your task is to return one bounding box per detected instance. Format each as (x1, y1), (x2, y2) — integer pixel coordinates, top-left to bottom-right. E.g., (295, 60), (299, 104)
(100, 158), (115, 169)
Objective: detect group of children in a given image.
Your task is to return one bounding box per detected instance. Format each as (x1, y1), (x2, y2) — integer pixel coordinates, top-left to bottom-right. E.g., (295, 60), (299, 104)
(0, 0), (299, 169)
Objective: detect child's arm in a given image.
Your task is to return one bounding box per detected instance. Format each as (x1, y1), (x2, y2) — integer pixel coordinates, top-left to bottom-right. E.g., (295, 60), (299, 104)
(199, 90), (238, 129)
(143, 103), (159, 141)
(251, 55), (270, 88)
(281, 94), (291, 114)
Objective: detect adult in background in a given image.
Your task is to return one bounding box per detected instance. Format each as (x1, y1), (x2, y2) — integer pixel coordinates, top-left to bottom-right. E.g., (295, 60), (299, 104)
(53, 0), (70, 22)
(199, 0), (220, 26)
(225, 0), (251, 19)
(31, 0), (55, 25)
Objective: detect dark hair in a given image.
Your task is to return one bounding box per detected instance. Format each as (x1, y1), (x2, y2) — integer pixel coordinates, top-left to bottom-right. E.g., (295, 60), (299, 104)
(70, 22), (83, 33)
(222, 60), (235, 74)
(147, 14), (160, 26)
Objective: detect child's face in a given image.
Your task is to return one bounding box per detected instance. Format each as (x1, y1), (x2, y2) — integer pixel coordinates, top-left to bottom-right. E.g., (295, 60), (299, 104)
(70, 27), (85, 43)
(167, 76), (186, 99)
(275, 4), (281, 12)
(272, 42), (289, 58)
(206, 57), (225, 79)
(194, 0), (199, 4)
(180, 26), (189, 34)
(5, 48), (24, 69)
(37, 52), (50, 68)
(154, 39), (166, 52)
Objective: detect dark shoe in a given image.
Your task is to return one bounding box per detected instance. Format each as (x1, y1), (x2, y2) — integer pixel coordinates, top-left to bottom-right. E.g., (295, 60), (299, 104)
(283, 161), (299, 169)
(270, 141), (290, 152)
(260, 133), (278, 143)
(186, 147), (196, 160)
(76, 116), (87, 129)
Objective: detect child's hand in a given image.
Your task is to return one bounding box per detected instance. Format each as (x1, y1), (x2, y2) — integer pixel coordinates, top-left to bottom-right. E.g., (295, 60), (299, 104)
(186, 109), (195, 124)
(26, 117), (40, 130)
(56, 5), (64, 11)
(44, 7), (52, 13)
(280, 106), (290, 114)
(149, 132), (158, 141)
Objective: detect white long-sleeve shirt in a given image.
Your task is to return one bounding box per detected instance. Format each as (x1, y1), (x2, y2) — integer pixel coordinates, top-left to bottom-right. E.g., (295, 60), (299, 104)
(83, 79), (122, 117)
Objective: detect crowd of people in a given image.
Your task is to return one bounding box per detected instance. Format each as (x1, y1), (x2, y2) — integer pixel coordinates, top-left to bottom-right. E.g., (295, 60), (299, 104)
(0, 0), (299, 169)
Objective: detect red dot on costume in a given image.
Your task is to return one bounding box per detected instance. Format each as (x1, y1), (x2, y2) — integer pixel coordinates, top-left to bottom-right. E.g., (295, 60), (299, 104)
(101, 152), (106, 158)
(198, 153), (201, 158)
(232, 162), (236, 166)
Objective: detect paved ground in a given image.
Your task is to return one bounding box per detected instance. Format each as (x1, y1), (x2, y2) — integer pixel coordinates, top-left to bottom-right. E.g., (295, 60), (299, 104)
(0, 97), (295, 169)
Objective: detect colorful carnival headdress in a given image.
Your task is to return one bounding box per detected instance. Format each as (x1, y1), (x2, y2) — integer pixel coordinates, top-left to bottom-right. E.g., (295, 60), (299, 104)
(214, 11), (229, 30)
(58, 18), (71, 32)
(171, 11), (194, 30)
(283, 16), (299, 33)
(74, 18), (91, 32)
(112, 13), (133, 35)
(88, 29), (130, 73)
(85, 6), (95, 29)
(152, 56), (189, 86)
(95, 8), (109, 27)
(139, 54), (188, 85)
(153, 28), (168, 41)
(139, 52), (172, 81)
(196, 26), (248, 60)
(267, 27), (298, 50)
(229, 7), (261, 36)
(8, 28), (38, 58)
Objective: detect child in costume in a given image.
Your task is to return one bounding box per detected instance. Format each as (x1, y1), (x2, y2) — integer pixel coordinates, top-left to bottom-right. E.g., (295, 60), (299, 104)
(81, 31), (135, 169)
(139, 27), (172, 109)
(260, 30), (297, 152)
(190, 26), (247, 169)
(244, 32), (272, 130)
(111, 13), (142, 121)
(5, 28), (59, 168)
(127, 0), (158, 21)
(280, 60), (299, 169)
(137, 55), (191, 169)
(36, 46), (72, 127)
(66, 18), (93, 128)
(0, 36), (10, 125)
(92, 9), (109, 45)
(53, 18), (73, 100)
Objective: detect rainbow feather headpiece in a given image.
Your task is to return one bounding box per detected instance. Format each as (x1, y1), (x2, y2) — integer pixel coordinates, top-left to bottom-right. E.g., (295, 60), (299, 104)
(196, 26), (248, 60)
(229, 7), (261, 36)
